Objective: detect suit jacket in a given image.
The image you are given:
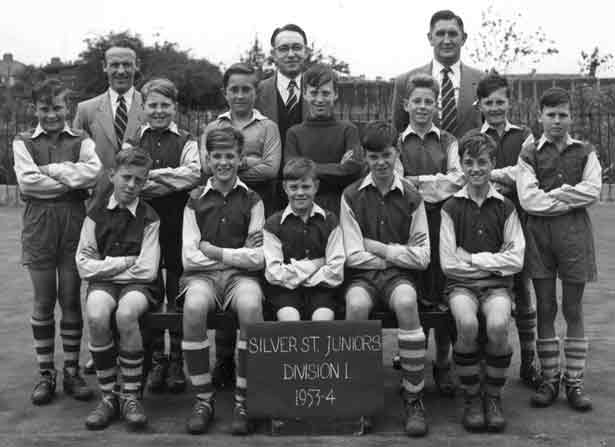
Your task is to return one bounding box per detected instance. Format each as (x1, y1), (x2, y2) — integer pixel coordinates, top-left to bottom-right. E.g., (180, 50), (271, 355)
(254, 73), (308, 124)
(73, 90), (145, 169)
(392, 62), (484, 139)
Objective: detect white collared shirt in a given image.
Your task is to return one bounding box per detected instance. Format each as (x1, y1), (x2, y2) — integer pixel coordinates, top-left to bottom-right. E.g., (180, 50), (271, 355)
(280, 203), (327, 224)
(109, 86), (135, 119)
(139, 121), (181, 137)
(480, 120), (522, 136)
(277, 72), (302, 104)
(400, 123), (441, 143)
(107, 193), (139, 217)
(358, 172), (406, 194)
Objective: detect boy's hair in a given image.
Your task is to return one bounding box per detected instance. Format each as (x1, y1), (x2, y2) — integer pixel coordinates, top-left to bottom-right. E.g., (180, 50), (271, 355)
(430, 10), (464, 32)
(476, 70), (510, 99)
(270, 24), (308, 47)
(206, 127), (244, 155)
(141, 78), (178, 102)
(283, 157), (318, 181)
(540, 87), (571, 110)
(223, 63), (258, 89)
(362, 121), (398, 152)
(458, 130), (497, 161)
(406, 73), (439, 98)
(115, 146), (153, 170)
(303, 64), (337, 91)
(32, 78), (70, 105)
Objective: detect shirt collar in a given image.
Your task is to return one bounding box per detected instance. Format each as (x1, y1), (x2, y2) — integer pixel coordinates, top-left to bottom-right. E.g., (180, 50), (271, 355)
(400, 123), (440, 142)
(280, 203), (326, 224)
(454, 183), (505, 202)
(432, 59), (461, 79)
(108, 86), (135, 105)
(218, 109), (267, 123)
(139, 121), (180, 137)
(31, 123), (78, 139)
(200, 176), (249, 198)
(480, 120), (521, 135)
(107, 193), (139, 217)
(536, 133), (581, 151)
(358, 172), (405, 195)
(277, 71), (302, 92)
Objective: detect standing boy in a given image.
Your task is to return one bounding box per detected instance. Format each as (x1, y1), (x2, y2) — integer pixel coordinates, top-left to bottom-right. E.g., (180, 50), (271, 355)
(341, 121), (430, 437)
(181, 127), (265, 435)
(77, 147), (161, 430)
(441, 131), (525, 432)
(517, 87), (601, 411)
(264, 157), (345, 321)
(13, 79), (101, 405)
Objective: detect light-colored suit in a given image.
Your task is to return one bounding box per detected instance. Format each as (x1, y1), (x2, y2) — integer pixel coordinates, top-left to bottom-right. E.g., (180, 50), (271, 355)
(73, 90), (145, 169)
(255, 74), (308, 125)
(392, 62), (483, 139)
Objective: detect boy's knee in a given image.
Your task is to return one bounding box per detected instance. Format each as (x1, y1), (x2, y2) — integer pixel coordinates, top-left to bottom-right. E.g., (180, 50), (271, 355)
(456, 316), (479, 344)
(345, 287), (372, 319)
(311, 307), (335, 321)
(236, 295), (263, 321)
(486, 318), (509, 346)
(277, 306), (301, 321)
(391, 291), (418, 315)
(115, 305), (141, 332)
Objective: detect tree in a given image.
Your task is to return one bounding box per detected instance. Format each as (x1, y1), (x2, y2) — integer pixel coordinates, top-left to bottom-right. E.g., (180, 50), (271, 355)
(578, 47), (614, 78)
(467, 3), (559, 73)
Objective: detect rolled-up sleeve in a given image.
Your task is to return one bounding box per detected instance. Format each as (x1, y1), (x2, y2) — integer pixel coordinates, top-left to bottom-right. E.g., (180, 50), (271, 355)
(384, 200), (430, 270)
(221, 200), (265, 271)
(45, 138), (102, 188)
(304, 225), (345, 287)
(13, 139), (69, 197)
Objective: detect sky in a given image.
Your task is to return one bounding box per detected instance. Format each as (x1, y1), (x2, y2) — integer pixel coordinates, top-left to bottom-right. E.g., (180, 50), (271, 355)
(1, 0), (613, 79)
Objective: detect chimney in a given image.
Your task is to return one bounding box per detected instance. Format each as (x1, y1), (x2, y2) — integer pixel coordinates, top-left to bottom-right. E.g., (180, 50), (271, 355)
(3, 53), (14, 63)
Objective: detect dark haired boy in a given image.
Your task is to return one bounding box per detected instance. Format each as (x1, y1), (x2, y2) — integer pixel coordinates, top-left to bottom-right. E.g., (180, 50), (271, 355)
(264, 157), (344, 321)
(341, 121), (430, 437)
(181, 127), (265, 435)
(14, 78), (101, 406)
(441, 130), (525, 432)
(77, 147), (161, 430)
(285, 64), (363, 216)
(472, 71), (540, 387)
(517, 87), (601, 412)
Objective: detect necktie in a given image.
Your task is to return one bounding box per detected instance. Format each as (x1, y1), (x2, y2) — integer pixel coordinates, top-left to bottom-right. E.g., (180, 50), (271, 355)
(440, 68), (457, 134)
(114, 95), (128, 148)
(286, 80), (298, 111)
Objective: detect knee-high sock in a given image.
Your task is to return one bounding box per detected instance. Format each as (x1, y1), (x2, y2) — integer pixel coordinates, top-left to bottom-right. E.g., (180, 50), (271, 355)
(32, 315), (55, 372)
(183, 339), (213, 401)
(454, 350), (480, 396)
(563, 337), (588, 382)
(60, 320), (82, 375)
(485, 351), (512, 397)
(536, 337), (560, 382)
(235, 337), (247, 404)
(398, 328), (426, 400)
(119, 350), (144, 396)
(90, 341), (117, 394)
(515, 311), (537, 363)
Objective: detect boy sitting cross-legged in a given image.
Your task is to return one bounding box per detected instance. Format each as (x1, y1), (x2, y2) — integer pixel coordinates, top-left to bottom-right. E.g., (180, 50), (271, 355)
(264, 157), (345, 321)
(340, 121), (430, 437)
(181, 127), (265, 435)
(441, 131), (525, 432)
(77, 147), (162, 431)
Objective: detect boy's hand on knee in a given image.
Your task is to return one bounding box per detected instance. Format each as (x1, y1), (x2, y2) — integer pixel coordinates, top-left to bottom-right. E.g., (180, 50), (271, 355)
(245, 231), (263, 248)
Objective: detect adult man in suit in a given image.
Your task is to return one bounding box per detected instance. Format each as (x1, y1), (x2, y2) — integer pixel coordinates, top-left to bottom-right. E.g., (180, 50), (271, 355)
(391, 10), (484, 397)
(392, 10), (483, 139)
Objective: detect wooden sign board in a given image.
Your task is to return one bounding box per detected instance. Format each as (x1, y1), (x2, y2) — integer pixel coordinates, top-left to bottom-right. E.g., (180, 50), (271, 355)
(246, 320), (384, 419)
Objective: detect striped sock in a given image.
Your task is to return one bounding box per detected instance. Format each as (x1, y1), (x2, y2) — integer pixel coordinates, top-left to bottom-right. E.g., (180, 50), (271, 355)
(485, 351), (512, 397)
(398, 328), (426, 399)
(563, 337), (588, 381)
(169, 332), (182, 362)
(60, 320), (82, 376)
(90, 341), (117, 394)
(119, 350), (144, 396)
(31, 315), (55, 372)
(536, 337), (561, 382)
(182, 339), (214, 401)
(235, 337), (247, 404)
(515, 311), (537, 363)
(454, 350), (480, 396)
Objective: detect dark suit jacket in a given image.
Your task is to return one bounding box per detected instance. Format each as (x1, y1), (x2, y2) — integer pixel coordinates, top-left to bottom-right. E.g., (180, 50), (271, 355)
(392, 62), (483, 139)
(254, 73), (308, 123)
(73, 90), (145, 169)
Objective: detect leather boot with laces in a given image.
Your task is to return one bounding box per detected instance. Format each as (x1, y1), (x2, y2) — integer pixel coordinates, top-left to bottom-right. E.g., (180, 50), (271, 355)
(120, 394), (148, 430)
(63, 368), (93, 401)
(186, 398), (215, 434)
(231, 402), (250, 435)
(564, 374), (592, 412)
(404, 396), (428, 437)
(484, 394), (506, 432)
(531, 374), (560, 408)
(85, 393), (119, 430)
(462, 392), (485, 431)
(31, 370), (57, 406)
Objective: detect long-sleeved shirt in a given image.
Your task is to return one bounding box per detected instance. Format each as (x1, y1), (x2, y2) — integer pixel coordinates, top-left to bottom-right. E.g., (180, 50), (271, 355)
(201, 110), (281, 184)
(397, 124), (463, 204)
(440, 184), (525, 285)
(13, 124), (101, 200)
(340, 173), (430, 271)
(182, 177), (265, 272)
(76, 194), (160, 283)
(139, 122), (201, 197)
(517, 134), (602, 216)
(264, 203), (345, 289)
